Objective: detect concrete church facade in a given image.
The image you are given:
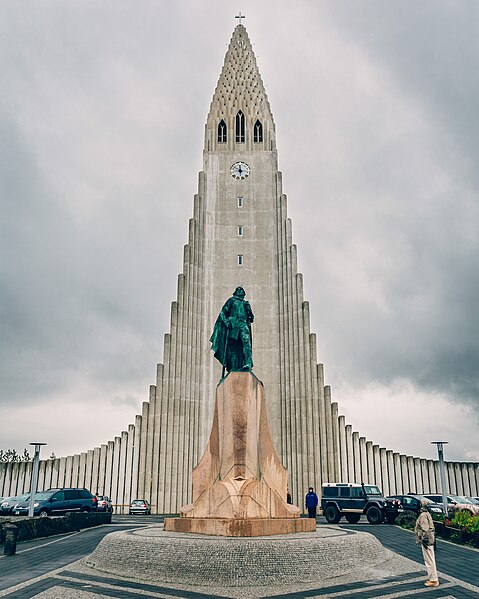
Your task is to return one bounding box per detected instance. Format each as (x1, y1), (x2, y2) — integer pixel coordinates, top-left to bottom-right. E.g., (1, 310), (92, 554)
(2, 25), (478, 512)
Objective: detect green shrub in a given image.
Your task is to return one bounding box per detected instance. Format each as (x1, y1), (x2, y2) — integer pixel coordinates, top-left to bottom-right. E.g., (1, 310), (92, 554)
(396, 511), (417, 529)
(431, 512), (445, 522)
(466, 516), (479, 534)
(451, 510), (474, 529)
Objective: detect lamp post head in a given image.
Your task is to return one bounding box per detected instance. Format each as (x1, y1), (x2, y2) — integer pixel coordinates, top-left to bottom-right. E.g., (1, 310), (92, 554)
(29, 442), (47, 453)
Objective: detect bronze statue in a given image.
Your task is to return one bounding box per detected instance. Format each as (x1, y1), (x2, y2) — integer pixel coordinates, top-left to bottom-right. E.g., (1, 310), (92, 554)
(210, 286), (254, 377)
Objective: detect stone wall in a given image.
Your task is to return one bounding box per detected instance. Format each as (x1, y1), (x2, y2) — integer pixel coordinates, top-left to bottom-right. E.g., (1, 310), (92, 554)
(0, 511), (112, 545)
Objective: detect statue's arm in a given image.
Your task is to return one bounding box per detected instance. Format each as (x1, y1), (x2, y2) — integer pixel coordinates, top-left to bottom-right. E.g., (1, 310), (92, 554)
(245, 301), (254, 323)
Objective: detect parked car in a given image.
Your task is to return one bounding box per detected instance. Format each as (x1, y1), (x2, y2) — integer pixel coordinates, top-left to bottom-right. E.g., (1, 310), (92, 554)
(321, 483), (402, 524)
(13, 488), (98, 517)
(423, 494), (479, 516)
(1, 493), (30, 515)
(466, 497), (479, 505)
(129, 499), (151, 515)
(388, 494), (443, 515)
(95, 495), (113, 513)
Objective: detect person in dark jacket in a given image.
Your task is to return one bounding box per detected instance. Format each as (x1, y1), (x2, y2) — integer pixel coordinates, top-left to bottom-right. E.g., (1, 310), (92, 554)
(305, 487), (318, 518)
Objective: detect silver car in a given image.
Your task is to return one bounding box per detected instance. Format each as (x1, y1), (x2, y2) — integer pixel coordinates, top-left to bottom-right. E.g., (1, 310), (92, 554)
(1, 493), (30, 515)
(95, 495), (113, 513)
(424, 494), (479, 516)
(129, 499), (151, 515)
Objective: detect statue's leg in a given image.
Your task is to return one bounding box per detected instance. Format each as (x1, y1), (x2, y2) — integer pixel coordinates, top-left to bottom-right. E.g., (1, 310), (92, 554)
(239, 328), (253, 370)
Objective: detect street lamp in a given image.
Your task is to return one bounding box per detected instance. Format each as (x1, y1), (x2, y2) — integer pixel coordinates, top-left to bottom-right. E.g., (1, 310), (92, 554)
(28, 443), (47, 518)
(431, 441), (448, 516)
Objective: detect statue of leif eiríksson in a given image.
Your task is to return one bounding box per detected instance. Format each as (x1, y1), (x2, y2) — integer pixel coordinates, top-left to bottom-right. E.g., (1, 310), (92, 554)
(210, 286), (254, 378)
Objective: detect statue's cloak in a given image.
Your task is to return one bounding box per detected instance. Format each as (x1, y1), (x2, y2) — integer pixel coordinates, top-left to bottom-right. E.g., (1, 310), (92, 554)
(210, 297), (253, 370)
(210, 312), (229, 366)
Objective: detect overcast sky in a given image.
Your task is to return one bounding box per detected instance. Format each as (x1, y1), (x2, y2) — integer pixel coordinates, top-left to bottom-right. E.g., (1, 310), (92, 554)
(1, 1), (478, 464)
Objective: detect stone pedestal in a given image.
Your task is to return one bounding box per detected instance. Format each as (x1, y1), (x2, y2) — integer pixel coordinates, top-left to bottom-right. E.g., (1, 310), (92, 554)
(165, 372), (315, 535)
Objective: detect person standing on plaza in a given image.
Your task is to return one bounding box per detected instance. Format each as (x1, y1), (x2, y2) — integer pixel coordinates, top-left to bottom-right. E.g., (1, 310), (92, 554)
(415, 498), (439, 587)
(305, 487), (318, 519)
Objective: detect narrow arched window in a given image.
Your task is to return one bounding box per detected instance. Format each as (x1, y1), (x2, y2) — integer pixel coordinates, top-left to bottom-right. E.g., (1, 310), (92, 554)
(217, 120), (227, 143)
(254, 119), (263, 143)
(235, 111), (245, 143)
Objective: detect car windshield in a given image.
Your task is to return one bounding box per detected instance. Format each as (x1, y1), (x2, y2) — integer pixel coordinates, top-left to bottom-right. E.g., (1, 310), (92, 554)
(17, 493), (30, 501)
(363, 485), (381, 496)
(450, 495), (472, 504)
(132, 500), (145, 505)
(34, 491), (55, 501)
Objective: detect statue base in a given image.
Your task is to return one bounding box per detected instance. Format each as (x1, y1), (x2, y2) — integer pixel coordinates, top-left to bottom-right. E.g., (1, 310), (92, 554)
(164, 517), (316, 536)
(173, 372), (308, 536)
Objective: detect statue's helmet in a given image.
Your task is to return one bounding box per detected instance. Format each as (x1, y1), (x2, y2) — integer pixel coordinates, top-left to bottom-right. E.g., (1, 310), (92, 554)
(233, 286), (246, 298)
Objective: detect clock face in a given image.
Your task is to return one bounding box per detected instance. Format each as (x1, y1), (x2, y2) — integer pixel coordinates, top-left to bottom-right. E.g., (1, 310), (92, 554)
(230, 161), (250, 180)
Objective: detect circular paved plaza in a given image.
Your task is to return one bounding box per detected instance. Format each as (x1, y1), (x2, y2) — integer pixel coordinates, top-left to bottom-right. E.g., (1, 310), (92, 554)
(86, 525), (397, 588)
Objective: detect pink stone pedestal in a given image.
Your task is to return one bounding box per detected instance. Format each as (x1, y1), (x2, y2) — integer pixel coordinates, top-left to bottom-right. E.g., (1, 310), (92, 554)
(165, 372), (315, 536)
(166, 517), (314, 536)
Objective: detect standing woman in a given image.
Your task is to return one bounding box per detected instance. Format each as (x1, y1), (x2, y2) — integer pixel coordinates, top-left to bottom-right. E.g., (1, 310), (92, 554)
(415, 499), (439, 587)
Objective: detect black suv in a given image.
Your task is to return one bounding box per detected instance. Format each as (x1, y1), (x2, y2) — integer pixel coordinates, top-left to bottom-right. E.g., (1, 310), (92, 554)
(13, 488), (98, 517)
(321, 483), (402, 524)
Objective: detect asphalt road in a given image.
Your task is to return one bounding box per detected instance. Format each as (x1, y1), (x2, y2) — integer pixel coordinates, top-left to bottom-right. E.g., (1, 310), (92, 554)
(336, 519), (479, 589)
(0, 514), (163, 592)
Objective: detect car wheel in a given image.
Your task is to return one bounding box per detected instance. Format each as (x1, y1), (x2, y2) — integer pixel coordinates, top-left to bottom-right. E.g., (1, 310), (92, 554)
(38, 509), (49, 518)
(324, 505), (341, 524)
(81, 507), (91, 513)
(366, 505), (383, 524)
(345, 513), (361, 524)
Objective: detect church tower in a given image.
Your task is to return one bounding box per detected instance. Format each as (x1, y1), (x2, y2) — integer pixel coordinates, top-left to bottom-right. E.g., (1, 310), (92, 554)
(137, 23), (339, 512)
(4, 22), (476, 513)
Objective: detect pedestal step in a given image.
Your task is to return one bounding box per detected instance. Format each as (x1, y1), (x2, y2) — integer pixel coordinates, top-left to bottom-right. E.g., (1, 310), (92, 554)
(164, 517), (316, 536)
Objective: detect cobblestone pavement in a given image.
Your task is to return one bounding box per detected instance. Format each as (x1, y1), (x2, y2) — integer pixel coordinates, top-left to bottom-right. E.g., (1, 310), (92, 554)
(0, 516), (477, 598)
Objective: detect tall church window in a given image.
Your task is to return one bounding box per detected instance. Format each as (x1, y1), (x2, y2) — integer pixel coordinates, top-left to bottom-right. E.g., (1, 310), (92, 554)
(218, 120), (227, 143)
(237, 254), (244, 266)
(237, 225), (243, 237)
(235, 111), (245, 143)
(237, 197), (243, 207)
(254, 119), (263, 143)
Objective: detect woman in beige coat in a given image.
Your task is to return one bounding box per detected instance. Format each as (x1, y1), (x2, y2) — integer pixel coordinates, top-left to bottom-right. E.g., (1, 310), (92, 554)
(414, 498), (439, 587)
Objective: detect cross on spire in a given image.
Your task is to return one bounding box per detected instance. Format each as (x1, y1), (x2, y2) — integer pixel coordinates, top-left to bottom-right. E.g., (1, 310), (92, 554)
(235, 12), (245, 25)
